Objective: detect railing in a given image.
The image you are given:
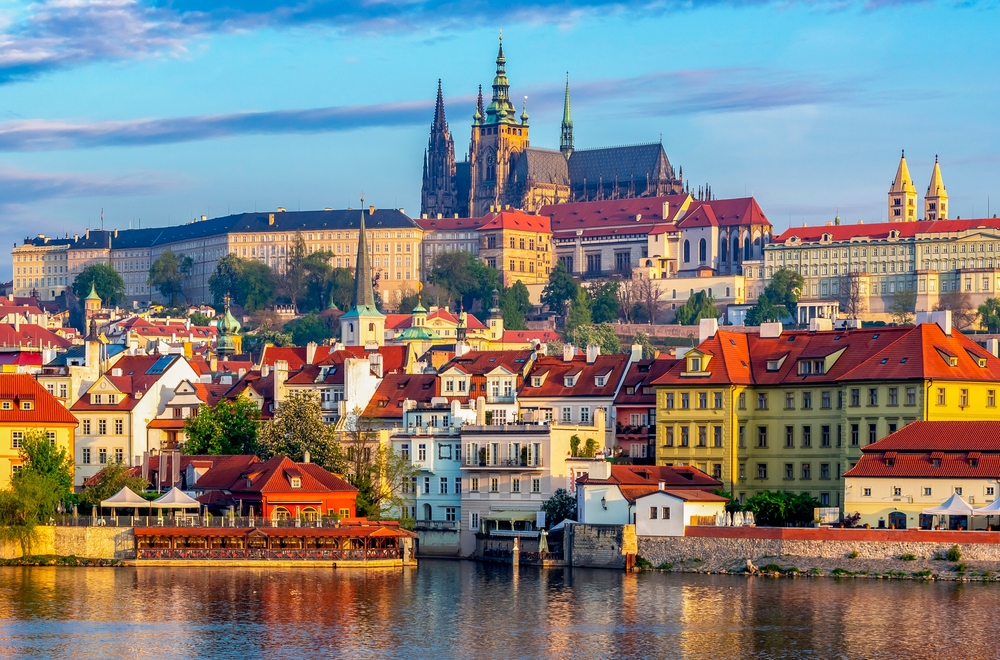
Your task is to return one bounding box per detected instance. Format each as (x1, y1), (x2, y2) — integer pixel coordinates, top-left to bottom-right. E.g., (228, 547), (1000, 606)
(136, 548), (402, 561)
(413, 520), (459, 531)
(490, 529), (541, 538)
(486, 395), (516, 404)
(53, 515), (345, 529)
(463, 459), (543, 468)
(462, 424), (551, 434)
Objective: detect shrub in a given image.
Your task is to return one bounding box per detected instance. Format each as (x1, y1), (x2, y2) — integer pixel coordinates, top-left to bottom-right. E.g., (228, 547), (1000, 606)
(847, 550), (859, 559)
(945, 545), (962, 562)
(900, 553), (917, 561)
(912, 570), (932, 578)
(635, 556), (653, 569)
(832, 567), (853, 576)
(954, 562), (968, 574)
(842, 512), (862, 528)
(760, 563), (784, 573)
(656, 561), (674, 571)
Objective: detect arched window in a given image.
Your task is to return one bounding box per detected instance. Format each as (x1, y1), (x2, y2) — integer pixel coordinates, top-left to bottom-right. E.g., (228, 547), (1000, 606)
(720, 237), (728, 263)
(699, 238), (707, 263)
(349, 323), (354, 333)
(683, 240), (690, 263)
(368, 323), (375, 332)
(271, 506), (291, 521)
(744, 236), (751, 261)
(422, 503), (433, 521)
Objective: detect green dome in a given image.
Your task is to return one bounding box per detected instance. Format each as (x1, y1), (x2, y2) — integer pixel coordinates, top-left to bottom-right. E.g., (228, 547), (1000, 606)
(217, 307), (241, 336)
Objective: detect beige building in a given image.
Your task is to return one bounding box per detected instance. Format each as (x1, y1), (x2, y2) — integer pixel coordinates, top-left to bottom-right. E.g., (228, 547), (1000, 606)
(12, 237), (72, 301)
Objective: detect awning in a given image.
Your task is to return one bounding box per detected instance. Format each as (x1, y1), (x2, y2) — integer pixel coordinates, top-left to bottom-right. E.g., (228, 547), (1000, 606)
(101, 486), (149, 508)
(974, 497), (1000, 516)
(483, 511), (538, 522)
(150, 487), (201, 509)
(921, 492), (974, 516)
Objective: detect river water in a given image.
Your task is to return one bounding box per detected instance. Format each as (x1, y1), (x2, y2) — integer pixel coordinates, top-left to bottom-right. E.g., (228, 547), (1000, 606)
(0, 561), (995, 659)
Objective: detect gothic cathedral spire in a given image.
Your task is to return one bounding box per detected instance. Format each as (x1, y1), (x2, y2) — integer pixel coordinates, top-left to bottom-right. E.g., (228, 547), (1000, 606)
(560, 73), (574, 160)
(925, 155), (948, 220)
(420, 78), (459, 219)
(486, 32), (515, 124)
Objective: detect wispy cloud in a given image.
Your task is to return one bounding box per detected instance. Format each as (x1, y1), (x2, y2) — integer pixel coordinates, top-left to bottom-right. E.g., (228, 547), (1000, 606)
(0, 67), (846, 151)
(0, 166), (166, 204)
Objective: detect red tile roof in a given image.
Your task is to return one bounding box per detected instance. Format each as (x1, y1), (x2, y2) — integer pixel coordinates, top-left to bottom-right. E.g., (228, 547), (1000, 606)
(0, 374), (77, 424)
(259, 345), (336, 370)
(774, 217), (1000, 244)
(230, 456), (357, 495)
(854, 421), (1000, 453)
(0, 323), (72, 349)
(364, 373), (437, 418)
(386, 309), (488, 331)
(476, 210), (552, 234)
(501, 330), (561, 344)
(541, 195), (689, 240)
(189, 455), (261, 489)
(577, 464), (721, 489)
(675, 197), (771, 229)
(615, 357), (678, 406)
(652, 330), (753, 387)
(70, 355), (187, 412)
(520, 354), (630, 398)
(442, 350), (534, 376)
(315, 345), (410, 376)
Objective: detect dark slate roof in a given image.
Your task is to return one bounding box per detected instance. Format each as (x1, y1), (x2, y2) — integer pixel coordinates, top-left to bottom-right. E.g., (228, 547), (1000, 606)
(44, 343), (126, 367)
(513, 148), (569, 186)
(23, 236), (75, 247)
(568, 143), (674, 184)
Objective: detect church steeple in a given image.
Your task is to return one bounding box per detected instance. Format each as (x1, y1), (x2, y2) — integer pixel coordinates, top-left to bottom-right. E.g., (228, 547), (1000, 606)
(420, 79), (459, 218)
(433, 78), (446, 129)
(888, 149), (917, 222)
(486, 32), (515, 124)
(560, 73), (574, 160)
(353, 204), (376, 310)
(340, 199), (385, 347)
(925, 155), (949, 220)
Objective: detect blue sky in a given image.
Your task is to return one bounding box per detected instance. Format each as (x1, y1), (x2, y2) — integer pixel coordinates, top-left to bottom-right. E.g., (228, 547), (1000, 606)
(0, 0), (997, 272)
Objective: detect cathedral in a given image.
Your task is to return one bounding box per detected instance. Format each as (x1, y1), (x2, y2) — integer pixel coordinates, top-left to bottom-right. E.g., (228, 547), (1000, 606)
(420, 36), (686, 219)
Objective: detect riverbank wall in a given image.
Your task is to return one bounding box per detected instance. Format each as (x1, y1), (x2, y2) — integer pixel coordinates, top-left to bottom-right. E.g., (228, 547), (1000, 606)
(0, 527), (134, 560)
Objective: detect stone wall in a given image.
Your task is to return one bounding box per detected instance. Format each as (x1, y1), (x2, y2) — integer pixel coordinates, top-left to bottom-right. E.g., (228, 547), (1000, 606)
(610, 324), (759, 340)
(0, 527), (133, 560)
(568, 524), (636, 569)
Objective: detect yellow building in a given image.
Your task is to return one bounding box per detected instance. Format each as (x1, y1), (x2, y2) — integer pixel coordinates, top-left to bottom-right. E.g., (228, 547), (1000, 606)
(476, 210), (553, 293)
(653, 313), (1000, 509)
(844, 421), (1000, 530)
(0, 374), (78, 488)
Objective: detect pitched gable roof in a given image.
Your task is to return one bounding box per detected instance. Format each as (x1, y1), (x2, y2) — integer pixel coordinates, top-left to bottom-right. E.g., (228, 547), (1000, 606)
(0, 374), (77, 424)
(364, 373), (437, 418)
(520, 354), (630, 398)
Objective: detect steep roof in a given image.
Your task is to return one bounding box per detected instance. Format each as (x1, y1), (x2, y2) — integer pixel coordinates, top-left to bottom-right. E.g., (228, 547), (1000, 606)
(890, 151), (917, 194)
(189, 455), (261, 489)
(675, 197), (771, 229)
(0, 374), (78, 424)
(520, 354), (630, 399)
(568, 143), (674, 185)
(477, 211), (552, 234)
(441, 350), (534, 377)
(0, 323), (73, 349)
(229, 456), (357, 495)
(364, 373), (437, 418)
(652, 330), (753, 387)
(615, 357), (678, 406)
(577, 464), (721, 491)
(845, 453), (1000, 479)
(854, 421), (1000, 453)
(70, 355), (188, 411)
(512, 148), (569, 186)
(385, 309), (487, 332)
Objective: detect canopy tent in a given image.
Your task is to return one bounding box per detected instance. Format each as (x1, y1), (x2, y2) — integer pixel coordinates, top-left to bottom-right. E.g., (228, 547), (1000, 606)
(150, 487), (200, 509)
(921, 493), (975, 516)
(100, 487), (149, 508)
(548, 519), (576, 533)
(973, 497), (1000, 516)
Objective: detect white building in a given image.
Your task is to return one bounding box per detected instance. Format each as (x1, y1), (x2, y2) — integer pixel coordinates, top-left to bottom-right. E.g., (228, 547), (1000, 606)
(633, 490), (728, 537)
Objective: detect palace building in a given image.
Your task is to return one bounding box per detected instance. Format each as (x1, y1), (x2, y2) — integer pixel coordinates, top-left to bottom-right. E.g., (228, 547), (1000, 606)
(420, 36), (686, 219)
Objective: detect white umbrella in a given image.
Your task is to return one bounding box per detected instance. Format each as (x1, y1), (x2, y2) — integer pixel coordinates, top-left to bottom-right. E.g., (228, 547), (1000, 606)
(973, 497), (1000, 516)
(921, 492), (974, 516)
(100, 486), (148, 507)
(745, 511), (756, 526)
(728, 512), (734, 526)
(150, 487), (200, 509)
(734, 511), (745, 526)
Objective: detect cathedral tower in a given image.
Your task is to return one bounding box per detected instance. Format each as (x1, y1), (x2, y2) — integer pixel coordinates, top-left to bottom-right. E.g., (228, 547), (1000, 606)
(420, 80), (460, 219)
(469, 34), (531, 217)
(924, 155), (949, 220)
(560, 74), (573, 160)
(888, 150), (918, 222)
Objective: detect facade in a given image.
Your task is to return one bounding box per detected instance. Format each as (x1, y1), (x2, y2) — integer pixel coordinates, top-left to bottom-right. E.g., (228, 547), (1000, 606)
(633, 490), (729, 537)
(614, 357), (677, 459)
(146, 380), (209, 452)
(0, 374), (78, 488)
(476, 211), (554, 289)
(844, 421), (1000, 530)
(420, 81), (463, 220)
(11, 237), (73, 301)
(414, 215), (489, 273)
(69, 354), (199, 487)
(653, 313), (1000, 510)
(674, 197), (773, 277)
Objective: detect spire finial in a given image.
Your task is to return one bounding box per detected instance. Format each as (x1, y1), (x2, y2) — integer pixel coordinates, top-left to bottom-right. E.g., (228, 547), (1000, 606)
(521, 95), (529, 124)
(935, 154), (939, 163)
(560, 73), (574, 159)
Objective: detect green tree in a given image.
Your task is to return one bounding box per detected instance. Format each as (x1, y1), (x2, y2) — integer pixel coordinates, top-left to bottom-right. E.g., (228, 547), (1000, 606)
(566, 287), (593, 333)
(18, 430), (74, 501)
(183, 396), (261, 455)
(327, 268), (356, 311)
(745, 292), (783, 326)
(569, 323), (621, 356)
(78, 461), (150, 510)
(589, 280), (621, 323)
(148, 248), (194, 307)
(979, 298), (1000, 333)
(72, 263), (126, 308)
(340, 409), (419, 519)
(675, 291), (719, 325)
(280, 231), (309, 311)
(541, 488), (577, 528)
(888, 286), (917, 325)
(286, 313), (332, 345)
(631, 331), (655, 359)
(743, 490), (821, 526)
(428, 251), (499, 311)
(541, 262), (578, 313)
(257, 391), (339, 470)
(500, 281), (532, 331)
(0, 472), (65, 555)
(189, 312), (212, 326)
(762, 268), (805, 321)
(209, 254), (278, 312)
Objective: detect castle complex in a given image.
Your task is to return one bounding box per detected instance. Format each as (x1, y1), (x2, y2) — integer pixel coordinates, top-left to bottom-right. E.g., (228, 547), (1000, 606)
(420, 36), (685, 219)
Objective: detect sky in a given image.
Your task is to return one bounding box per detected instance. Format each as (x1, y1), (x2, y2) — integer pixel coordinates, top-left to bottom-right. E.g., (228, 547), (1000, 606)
(0, 0), (998, 274)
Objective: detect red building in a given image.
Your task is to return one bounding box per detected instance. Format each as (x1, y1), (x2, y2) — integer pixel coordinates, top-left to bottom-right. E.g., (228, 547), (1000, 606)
(614, 357), (678, 461)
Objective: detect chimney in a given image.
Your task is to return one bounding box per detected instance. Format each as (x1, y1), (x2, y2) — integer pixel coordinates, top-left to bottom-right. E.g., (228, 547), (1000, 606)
(476, 396), (486, 425)
(274, 359), (288, 404)
(455, 341), (470, 358)
(303, 450), (310, 464)
(369, 205), (376, 215)
(809, 318), (833, 332)
(759, 322), (783, 339)
(261, 364), (270, 378)
(699, 318), (718, 344)
(369, 352), (384, 378)
(916, 310), (952, 336)
(987, 339), (999, 358)
(590, 461), (612, 480)
(563, 343), (575, 362)
(658, 480), (666, 491)
(594, 407), (605, 432)
(586, 343), (600, 364)
(662, 201), (669, 219)
(630, 344), (643, 362)
(306, 341), (318, 364)
(13, 315), (19, 332)
(209, 356), (218, 372)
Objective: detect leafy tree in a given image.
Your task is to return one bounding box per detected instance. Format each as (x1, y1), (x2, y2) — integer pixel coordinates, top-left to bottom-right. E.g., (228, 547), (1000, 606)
(148, 248), (194, 307)
(743, 490), (820, 526)
(427, 251), (499, 311)
(0, 472), (65, 555)
(566, 287), (593, 333)
(979, 298), (1000, 333)
(257, 390), (339, 470)
(632, 331), (655, 359)
(339, 409), (419, 519)
(589, 280), (621, 323)
(541, 262), (578, 314)
(327, 268), (356, 311)
(745, 292), (783, 326)
(397, 289), (421, 314)
(281, 231), (309, 312)
(936, 289), (977, 331)
(569, 323), (621, 356)
(581, 438), (600, 457)
(888, 286), (917, 325)
(72, 263), (126, 308)
(675, 291), (719, 325)
(541, 488), (577, 528)
(286, 313), (332, 345)
(762, 268), (805, 320)
(18, 430), (74, 501)
(189, 312), (212, 326)
(712, 489), (744, 514)
(183, 396), (261, 455)
(78, 461), (150, 510)
(500, 281), (532, 331)
(209, 254), (277, 312)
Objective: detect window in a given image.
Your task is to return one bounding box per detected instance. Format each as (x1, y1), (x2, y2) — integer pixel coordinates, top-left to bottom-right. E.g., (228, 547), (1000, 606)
(455, 478), (462, 493)
(664, 427), (674, 446)
(960, 388), (969, 407)
(82, 419), (91, 435)
(785, 426), (794, 448)
(820, 463), (830, 479)
(662, 506), (671, 520)
(868, 423), (877, 444)
(990, 390), (997, 407)
(0, 402), (9, 411)
(531, 478), (540, 493)
(955, 487), (963, 496)
(114, 419), (123, 435)
(98, 419), (107, 435)
(681, 427), (689, 447)
(923, 487), (932, 497)
(99, 448), (107, 464)
(649, 506), (658, 520)
(490, 478), (499, 493)
(418, 444), (427, 461)
(440, 477), (448, 494)
(697, 392), (707, 409)
(712, 464), (722, 479)
(20, 401), (32, 411)
(907, 387), (916, 406)
(738, 392), (746, 409)
(784, 463), (794, 480)
(290, 477), (301, 488)
(561, 407), (572, 423)
(424, 477), (431, 494)
(821, 425), (831, 447)
(837, 390), (843, 409)
(821, 391), (831, 409)
(666, 393), (675, 409)
(401, 444), (410, 460)
(11, 432), (22, 449)
(82, 448), (91, 464)
(713, 426), (722, 448)
(785, 392), (795, 410)
(802, 426), (812, 448)
(757, 426), (768, 448)
(868, 388), (878, 406)
(863, 488), (872, 497)
(512, 477), (520, 493)
(580, 407), (590, 424)
(802, 463), (811, 480)
(893, 486), (902, 497)
(889, 387), (898, 406)
(681, 393), (690, 409)
(757, 393), (768, 410)
(445, 508), (457, 522)
(756, 463), (768, 479)
(698, 426), (707, 447)
(850, 389), (860, 407)
(937, 388), (946, 405)
(851, 424), (859, 446)
(714, 392), (723, 409)
(471, 478), (479, 492)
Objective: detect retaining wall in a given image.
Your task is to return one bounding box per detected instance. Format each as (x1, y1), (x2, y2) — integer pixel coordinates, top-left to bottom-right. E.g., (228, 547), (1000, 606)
(568, 524), (636, 569)
(0, 527), (133, 560)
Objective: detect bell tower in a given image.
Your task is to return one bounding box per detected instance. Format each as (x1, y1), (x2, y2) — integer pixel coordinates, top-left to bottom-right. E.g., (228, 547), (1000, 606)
(924, 155), (949, 220)
(888, 150), (917, 222)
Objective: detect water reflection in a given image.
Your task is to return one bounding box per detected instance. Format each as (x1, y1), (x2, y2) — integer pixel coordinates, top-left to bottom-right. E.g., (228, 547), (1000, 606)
(0, 563), (995, 659)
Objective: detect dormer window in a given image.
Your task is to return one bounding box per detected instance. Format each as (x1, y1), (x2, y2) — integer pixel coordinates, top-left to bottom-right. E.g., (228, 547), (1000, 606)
(626, 386), (635, 395)
(949, 357), (958, 367)
(20, 401), (32, 411)
(93, 394), (102, 405)
(290, 477), (302, 488)
(689, 357), (702, 372)
(595, 376), (606, 387)
(798, 360), (825, 375)
(0, 401), (10, 410)
(532, 377), (541, 387)
(564, 374), (579, 387)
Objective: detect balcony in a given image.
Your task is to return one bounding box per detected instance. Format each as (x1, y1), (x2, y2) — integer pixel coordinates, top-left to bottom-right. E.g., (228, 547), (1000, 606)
(413, 520), (459, 532)
(486, 395), (516, 404)
(463, 458), (543, 469)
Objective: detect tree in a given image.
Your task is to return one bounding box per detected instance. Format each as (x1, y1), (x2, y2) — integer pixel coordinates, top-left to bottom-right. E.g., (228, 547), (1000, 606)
(979, 298), (1000, 333)
(500, 281), (532, 331)
(184, 396), (261, 455)
(745, 291), (783, 326)
(189, 312), (212, 326)
(589, 280), (621, 323)
(743, 490), (820, 526)
(148, 248), (193, 307)
(566, 287), (593, 333)
(763, 268), (805, 320)
(72, 263), (126, 308)
(78, 461), (150, 510)
(888, 286), (917, 325)
(541, 488), (577, 528)
(339, 409), (419, 520)
(616, 276), (637, 324)
(632, 331), (655, 359)
(838, 272), (865, 319)
(634, 276), (662, 324)
(541, 262), (578, 314)
(257, 391), (339, 470)
(286, 313), (332, 345)
(569, 323), (621, 355)
(210, 255), (278, 312)
(281, 231), (309, 311)
(675, 291), (719, 325)
(937, 290), (977, 330)
(0, 472), (65, 555)
(427, 251), (499, 311)
(18, 430), (74, 501)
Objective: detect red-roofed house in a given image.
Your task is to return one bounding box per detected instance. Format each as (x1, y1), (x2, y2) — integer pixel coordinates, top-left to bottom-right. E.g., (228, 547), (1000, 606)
(476, 210), (554, 293)
(0, 374), (79, 488)
(614, 357), (678, 460)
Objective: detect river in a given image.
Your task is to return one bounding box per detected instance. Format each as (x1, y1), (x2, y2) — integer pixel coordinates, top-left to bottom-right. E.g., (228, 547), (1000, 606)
(0, 561), (994, 659)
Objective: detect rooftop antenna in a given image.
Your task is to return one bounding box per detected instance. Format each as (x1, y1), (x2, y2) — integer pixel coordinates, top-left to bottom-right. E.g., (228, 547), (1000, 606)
(100, 208), (104, 231)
